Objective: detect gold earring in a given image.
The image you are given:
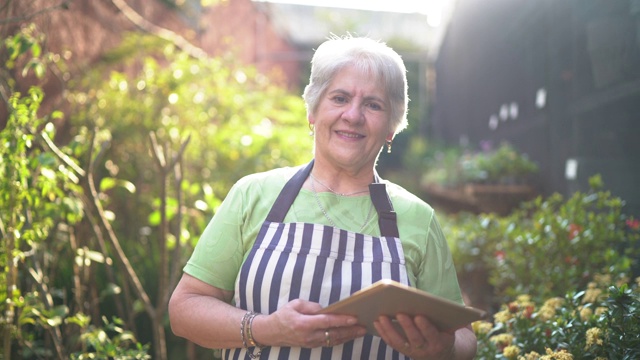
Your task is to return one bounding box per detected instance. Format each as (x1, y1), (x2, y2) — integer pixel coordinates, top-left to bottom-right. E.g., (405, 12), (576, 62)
(308, 123), (315, 136)
(386, 140), (392, 154)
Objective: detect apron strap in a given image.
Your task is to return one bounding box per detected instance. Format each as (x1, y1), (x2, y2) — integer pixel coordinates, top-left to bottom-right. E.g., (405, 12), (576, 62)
(265, 159), (399, 237)
(265, 160), (314, 223)
(369, 183), (400, 238)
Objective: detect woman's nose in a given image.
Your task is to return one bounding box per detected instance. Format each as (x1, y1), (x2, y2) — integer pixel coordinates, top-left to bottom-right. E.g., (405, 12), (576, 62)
(342, 102), (364, 122)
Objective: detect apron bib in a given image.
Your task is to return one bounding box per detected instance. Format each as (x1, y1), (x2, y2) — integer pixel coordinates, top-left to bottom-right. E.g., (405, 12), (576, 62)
(225, 161), (410, 359)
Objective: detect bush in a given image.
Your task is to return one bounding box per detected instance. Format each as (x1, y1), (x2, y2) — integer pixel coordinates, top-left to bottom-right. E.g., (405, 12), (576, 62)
(1, 25), (150, 359)
(473, 276), (640, 359)
(445, 175), (640, 307)
(441, 173), (640, 358)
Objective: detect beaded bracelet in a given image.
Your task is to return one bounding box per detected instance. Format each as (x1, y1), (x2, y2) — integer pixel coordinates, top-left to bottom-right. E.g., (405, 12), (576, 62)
(246, 313), (262, 347)
(240, 311), (253, 349)
(240, 311), (264, 359)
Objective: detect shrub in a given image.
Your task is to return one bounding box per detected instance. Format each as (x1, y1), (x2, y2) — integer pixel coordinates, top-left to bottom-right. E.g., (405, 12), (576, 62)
(445, 175), (640, 307)
(473, 275), (640, 359)
(1, 26), (150, 359)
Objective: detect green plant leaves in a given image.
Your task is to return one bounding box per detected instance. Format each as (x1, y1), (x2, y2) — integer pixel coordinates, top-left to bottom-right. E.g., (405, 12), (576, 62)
(99, 177), (137, 193)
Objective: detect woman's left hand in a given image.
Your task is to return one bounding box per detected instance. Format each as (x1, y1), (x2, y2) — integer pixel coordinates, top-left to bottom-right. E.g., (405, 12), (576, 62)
(373, 313), (455, 360)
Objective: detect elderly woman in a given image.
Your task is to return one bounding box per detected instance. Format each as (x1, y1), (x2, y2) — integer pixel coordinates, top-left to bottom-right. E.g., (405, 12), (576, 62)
(169, 35), (477, 359)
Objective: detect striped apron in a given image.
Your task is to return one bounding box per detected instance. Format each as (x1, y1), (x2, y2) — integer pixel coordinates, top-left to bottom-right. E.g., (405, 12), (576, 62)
(225, 161), (410, 359)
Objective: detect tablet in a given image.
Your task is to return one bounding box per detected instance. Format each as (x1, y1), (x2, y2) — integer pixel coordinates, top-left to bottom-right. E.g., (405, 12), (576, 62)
(318, 279), (487, 336)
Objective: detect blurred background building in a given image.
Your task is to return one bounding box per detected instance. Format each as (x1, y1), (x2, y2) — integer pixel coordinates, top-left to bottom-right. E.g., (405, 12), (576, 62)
(433, 0), (640, 215)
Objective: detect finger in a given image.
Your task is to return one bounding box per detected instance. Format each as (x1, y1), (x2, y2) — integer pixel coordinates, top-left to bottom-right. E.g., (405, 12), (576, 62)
(289, 298), (324, 314)
(311, 313), (360, 331)
(312, 305), (360, 328)
(414, 315), (455, 354)
(374, 316), (408, 350)
(320, 325), (367, 347)
(414, 314), (441, 340)
(395, 313), (427, 349)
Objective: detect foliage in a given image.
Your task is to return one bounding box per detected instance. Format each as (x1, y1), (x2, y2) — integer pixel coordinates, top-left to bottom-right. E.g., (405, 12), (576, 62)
(1, 25), (149, 359)
(1, 35), (74, 359)
(419, 145), (464, 187)
(467, 142), (538, 183)
(68, 33), (312, 248)
(0, 86), (149, 360)
(422, 142), (538, 187)
(65, 38), (313, 357)
(473, 276), (640, 359)
(444, 175), (640, 306)
(457, 174), (640, 359)
(3, 21), (312, 359)
(71, 32), (311, 185)
(69, 316), (151, 359)
(2, 23), (49, 80)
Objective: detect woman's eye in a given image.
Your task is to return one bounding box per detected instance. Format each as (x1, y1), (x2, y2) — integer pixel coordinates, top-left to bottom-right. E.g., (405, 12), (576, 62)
(367, 102), (382, 111)
(332, 96), (347, 103)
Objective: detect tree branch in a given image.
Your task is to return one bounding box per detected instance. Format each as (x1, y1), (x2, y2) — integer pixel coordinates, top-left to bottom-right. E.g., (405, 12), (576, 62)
(40, 131), (86, 177)
(109, 0), (207, 59)
(0, 0), (73, 25)
(148, 132), (191, 314)
(85, 127), (154, 316)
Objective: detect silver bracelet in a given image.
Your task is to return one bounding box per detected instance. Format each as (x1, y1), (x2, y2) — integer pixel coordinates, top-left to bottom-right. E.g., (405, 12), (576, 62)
(246, 312), (264, 359)
(240, 311), (252, 349)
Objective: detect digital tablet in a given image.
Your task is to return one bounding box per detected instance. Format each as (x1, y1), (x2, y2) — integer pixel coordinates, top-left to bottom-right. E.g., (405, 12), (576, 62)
(318, 279), (487, 336)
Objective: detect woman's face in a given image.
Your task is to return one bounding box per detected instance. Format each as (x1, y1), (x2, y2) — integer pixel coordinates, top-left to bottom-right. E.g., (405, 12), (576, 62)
(309, 65), (394, 172)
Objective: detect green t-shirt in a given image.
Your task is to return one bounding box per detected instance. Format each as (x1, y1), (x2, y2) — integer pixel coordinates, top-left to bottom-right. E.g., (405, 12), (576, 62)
(184, 165), (464, 305)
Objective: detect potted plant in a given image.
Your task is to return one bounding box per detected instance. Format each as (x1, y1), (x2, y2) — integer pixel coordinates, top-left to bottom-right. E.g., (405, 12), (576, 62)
(462, 142), (538, 214)
(421, 142), (538, 215)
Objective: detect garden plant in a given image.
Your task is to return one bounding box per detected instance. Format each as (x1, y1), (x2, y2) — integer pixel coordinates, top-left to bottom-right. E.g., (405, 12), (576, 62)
(1, 23), (311, 359)
(443, 175), (640, 359)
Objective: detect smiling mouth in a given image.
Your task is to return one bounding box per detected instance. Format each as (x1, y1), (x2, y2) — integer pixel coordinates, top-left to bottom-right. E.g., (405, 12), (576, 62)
(336, 131), (364, 138)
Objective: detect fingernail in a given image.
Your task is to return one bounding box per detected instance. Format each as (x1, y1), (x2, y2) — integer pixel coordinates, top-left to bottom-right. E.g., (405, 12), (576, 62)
(347, 317), (358, 325)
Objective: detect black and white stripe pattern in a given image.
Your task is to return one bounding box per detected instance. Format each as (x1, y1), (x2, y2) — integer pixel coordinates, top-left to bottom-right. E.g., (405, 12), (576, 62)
(226, 222), (409, 359)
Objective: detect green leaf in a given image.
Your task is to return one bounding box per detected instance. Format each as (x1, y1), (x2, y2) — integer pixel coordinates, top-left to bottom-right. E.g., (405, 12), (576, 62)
(34, 62), (45, 79)
(31, 42), (41, 57)
(66, 312), (91, 327)
(100, 177), (117, 192)
(100, 177), (136, 193)
(148, 211), (161, 226)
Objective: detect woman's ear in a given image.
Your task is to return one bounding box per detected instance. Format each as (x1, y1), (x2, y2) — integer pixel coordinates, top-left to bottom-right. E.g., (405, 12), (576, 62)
(386, 132), (394, 142)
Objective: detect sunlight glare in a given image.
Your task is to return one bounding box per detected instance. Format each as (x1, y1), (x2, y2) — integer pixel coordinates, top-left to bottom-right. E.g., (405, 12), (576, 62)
(253, 0), (449, 19)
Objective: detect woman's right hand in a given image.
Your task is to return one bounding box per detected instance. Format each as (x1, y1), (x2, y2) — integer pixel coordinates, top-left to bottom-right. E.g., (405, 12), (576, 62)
(251, 299), (367, 348)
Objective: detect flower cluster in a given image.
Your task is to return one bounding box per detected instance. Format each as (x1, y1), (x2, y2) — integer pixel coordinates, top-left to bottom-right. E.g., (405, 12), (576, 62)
(442, 176), (640, 358)
(473, 275), (640, 359)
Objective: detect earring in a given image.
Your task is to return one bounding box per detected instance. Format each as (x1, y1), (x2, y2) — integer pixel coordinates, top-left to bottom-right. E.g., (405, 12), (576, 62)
(308, 123), (315, 136)
(386, 140), (392, 154)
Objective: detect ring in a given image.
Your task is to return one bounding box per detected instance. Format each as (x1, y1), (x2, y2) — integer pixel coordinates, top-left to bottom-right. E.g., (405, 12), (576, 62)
(324, 330), (332, 347)
(403, 341), (410, 350)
